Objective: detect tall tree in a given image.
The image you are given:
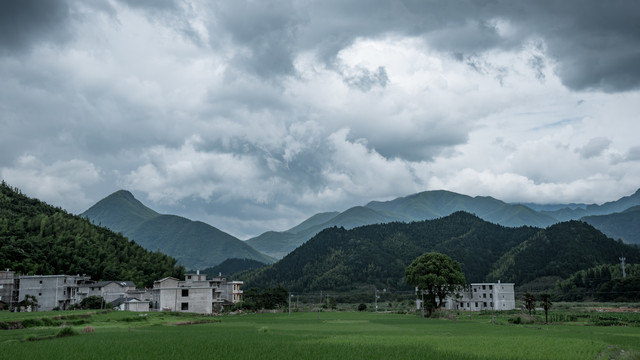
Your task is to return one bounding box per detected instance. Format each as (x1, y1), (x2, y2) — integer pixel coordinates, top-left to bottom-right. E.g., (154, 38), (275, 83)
(523, 292), (536, 316)
(540, 293), (552, 324)
(405, 252), (466, 317)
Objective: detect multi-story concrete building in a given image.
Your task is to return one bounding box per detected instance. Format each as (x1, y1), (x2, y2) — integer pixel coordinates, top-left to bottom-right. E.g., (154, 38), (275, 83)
(0, 270), (19, 310)
(445, 282), (515, 311)
(18, 274), (91, 311)
(151, 272), (243, 313)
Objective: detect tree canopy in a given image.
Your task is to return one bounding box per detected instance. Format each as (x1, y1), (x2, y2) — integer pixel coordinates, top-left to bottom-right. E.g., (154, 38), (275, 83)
(405, 252), (466, 315)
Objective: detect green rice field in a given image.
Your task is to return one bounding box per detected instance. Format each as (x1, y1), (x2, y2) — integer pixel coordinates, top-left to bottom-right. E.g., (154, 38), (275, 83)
(1, 310), (639, 359)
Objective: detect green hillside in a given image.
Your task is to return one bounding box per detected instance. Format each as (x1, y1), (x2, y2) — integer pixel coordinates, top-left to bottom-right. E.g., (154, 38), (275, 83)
(240, 213), (640, 293)
(82, 190), (275, 270)
(200, 258), (267, 278)
(581, 206), (640, 245)
(127, 214), (275, 270)
(0, 181), (184, 287)
(240, 212), (540, 292)
(486, 221), (640, 285)
(248, 189), (559, 259)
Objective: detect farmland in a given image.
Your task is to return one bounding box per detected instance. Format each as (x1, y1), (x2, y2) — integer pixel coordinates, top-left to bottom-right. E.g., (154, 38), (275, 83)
(1, 309), (639, 360)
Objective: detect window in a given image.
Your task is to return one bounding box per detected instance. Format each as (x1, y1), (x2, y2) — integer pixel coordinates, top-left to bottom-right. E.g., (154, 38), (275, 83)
(483, 302), (487, 307)
(482, 285), (486, 290)
(473, 288), (477, 292)
(490, 294), (493, 298)
(39, 293), (42, 296)
(187, 276), (191, 280)
(483, 293), (486, 298)
(490, 302), (493, 307)
(182, 289), (189, 297)
(489, 285), (493, 290)
(39, 280), (43, 284)
(475, 302), (478, 307)
(181, 302), (188, 310)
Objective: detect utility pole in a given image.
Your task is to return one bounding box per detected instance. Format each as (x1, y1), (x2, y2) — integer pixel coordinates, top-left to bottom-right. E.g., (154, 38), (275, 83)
(374, 288), (378, 312)
(620, 256), (626, 278)
(289, 292), (291, 316)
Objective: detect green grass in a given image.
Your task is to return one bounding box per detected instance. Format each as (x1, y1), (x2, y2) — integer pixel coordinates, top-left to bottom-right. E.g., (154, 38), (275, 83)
(1, 311), (639, 359)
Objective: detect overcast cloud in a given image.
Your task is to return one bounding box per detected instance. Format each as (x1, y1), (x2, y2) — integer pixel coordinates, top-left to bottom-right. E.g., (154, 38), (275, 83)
(1, 0), (639, 239)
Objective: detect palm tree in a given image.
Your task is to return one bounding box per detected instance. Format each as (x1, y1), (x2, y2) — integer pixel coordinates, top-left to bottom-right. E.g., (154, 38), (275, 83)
(523, 292), (536, 316)
(540, 294), (552, 324)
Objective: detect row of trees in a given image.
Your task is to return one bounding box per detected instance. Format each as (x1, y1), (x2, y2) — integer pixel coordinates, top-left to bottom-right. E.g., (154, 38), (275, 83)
(523, 292), (553, 323)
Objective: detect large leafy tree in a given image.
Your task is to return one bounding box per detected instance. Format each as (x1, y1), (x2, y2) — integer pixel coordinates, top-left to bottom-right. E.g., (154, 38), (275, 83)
(405, 252), (466, 316)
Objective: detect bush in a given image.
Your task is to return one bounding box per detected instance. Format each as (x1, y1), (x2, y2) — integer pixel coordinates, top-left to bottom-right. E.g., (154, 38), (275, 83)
(358, 303), (367, 311)
(57, 326), (76, 338)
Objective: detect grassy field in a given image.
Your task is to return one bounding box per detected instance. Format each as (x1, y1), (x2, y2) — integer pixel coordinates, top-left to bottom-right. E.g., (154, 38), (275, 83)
(1, 310), (639, 360)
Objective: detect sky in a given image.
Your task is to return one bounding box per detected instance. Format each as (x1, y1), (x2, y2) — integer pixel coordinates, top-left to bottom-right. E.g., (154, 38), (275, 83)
(1, 0), (639, 239)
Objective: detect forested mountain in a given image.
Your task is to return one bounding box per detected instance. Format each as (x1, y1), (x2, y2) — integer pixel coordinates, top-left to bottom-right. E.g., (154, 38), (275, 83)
(556, 263), (640, 302)
(82, 190), (275, 270)
(239, 212), (640, 293)
(0, 181), (184, 287)
(200, 258), (267, 278)
(486, 221), (640, 285)
(247, 188), (640, 259)
(581, 206), (640, 244)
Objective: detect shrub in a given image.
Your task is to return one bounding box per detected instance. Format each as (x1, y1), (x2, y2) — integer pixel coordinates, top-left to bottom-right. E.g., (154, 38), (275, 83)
(57, 326), (76, 338)
(358, 303), (367, 311)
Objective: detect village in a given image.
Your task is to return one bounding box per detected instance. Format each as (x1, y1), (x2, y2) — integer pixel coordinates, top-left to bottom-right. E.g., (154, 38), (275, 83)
(2, 269), (516, 314)
(0, 269), (243, 313)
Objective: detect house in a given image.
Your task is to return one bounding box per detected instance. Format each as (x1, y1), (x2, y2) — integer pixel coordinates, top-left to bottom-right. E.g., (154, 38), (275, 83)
(446, 282), (515, 311)
(0, 269), (19, 311)
(18, 274), (91, 311)
(150, 272), (243, 313)
(416, 282), (516, 312)
(111, 297), (150, 312)
(79, 280), (137, 303)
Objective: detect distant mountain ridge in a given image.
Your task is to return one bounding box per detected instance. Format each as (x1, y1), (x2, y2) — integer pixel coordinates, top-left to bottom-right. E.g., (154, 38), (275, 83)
(82, 190), (275, 270)
(247, 188), (640, 259)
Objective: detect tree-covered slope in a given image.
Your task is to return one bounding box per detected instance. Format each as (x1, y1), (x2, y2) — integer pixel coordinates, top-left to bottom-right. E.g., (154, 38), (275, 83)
(127, 214), (275, 270)
(486, 221), (640, 285)
(0, 181), (184, 287)
(200, 258), (267, 278)
(82, 190), (275, 269)
(240, 212), (539, 292)
(581, 206), (640, 245)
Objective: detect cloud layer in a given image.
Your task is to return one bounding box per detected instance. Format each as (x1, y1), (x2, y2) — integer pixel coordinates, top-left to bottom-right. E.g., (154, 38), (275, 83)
(2, 0), (639, 238)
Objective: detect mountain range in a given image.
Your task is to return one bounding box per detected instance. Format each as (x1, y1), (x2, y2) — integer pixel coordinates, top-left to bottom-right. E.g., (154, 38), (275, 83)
(246, 188), (640, 259)
(81, 187), (640, 269)
(81, 190), (275, 270)
(239, 211), (640, 293)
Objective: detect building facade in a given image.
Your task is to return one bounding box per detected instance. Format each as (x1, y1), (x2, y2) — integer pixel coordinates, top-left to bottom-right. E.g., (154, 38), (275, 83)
(18, 275), (91, 311)
(79, 281), (137, 303)
(0, 270), (19, 310)
(151, 272), (243, 313)
(445, 282), (515, 311)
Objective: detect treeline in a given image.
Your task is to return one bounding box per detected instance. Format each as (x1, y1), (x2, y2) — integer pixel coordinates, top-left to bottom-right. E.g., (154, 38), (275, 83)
(0, 181), (184, 287)
(556, 263), (640, 302)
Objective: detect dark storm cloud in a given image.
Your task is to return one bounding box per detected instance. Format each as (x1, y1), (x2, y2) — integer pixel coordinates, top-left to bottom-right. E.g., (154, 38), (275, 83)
(0, 0), (72, 54)
(196, 0), (640, 91)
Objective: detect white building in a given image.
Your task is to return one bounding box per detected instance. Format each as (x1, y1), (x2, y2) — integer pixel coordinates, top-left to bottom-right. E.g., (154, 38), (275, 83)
(79, 281), (137, 303)
(446, 282), (515, 311)
(416, 282), (516, 312)
(18, 274), (91, 311)
(150, 272), (243, 314)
